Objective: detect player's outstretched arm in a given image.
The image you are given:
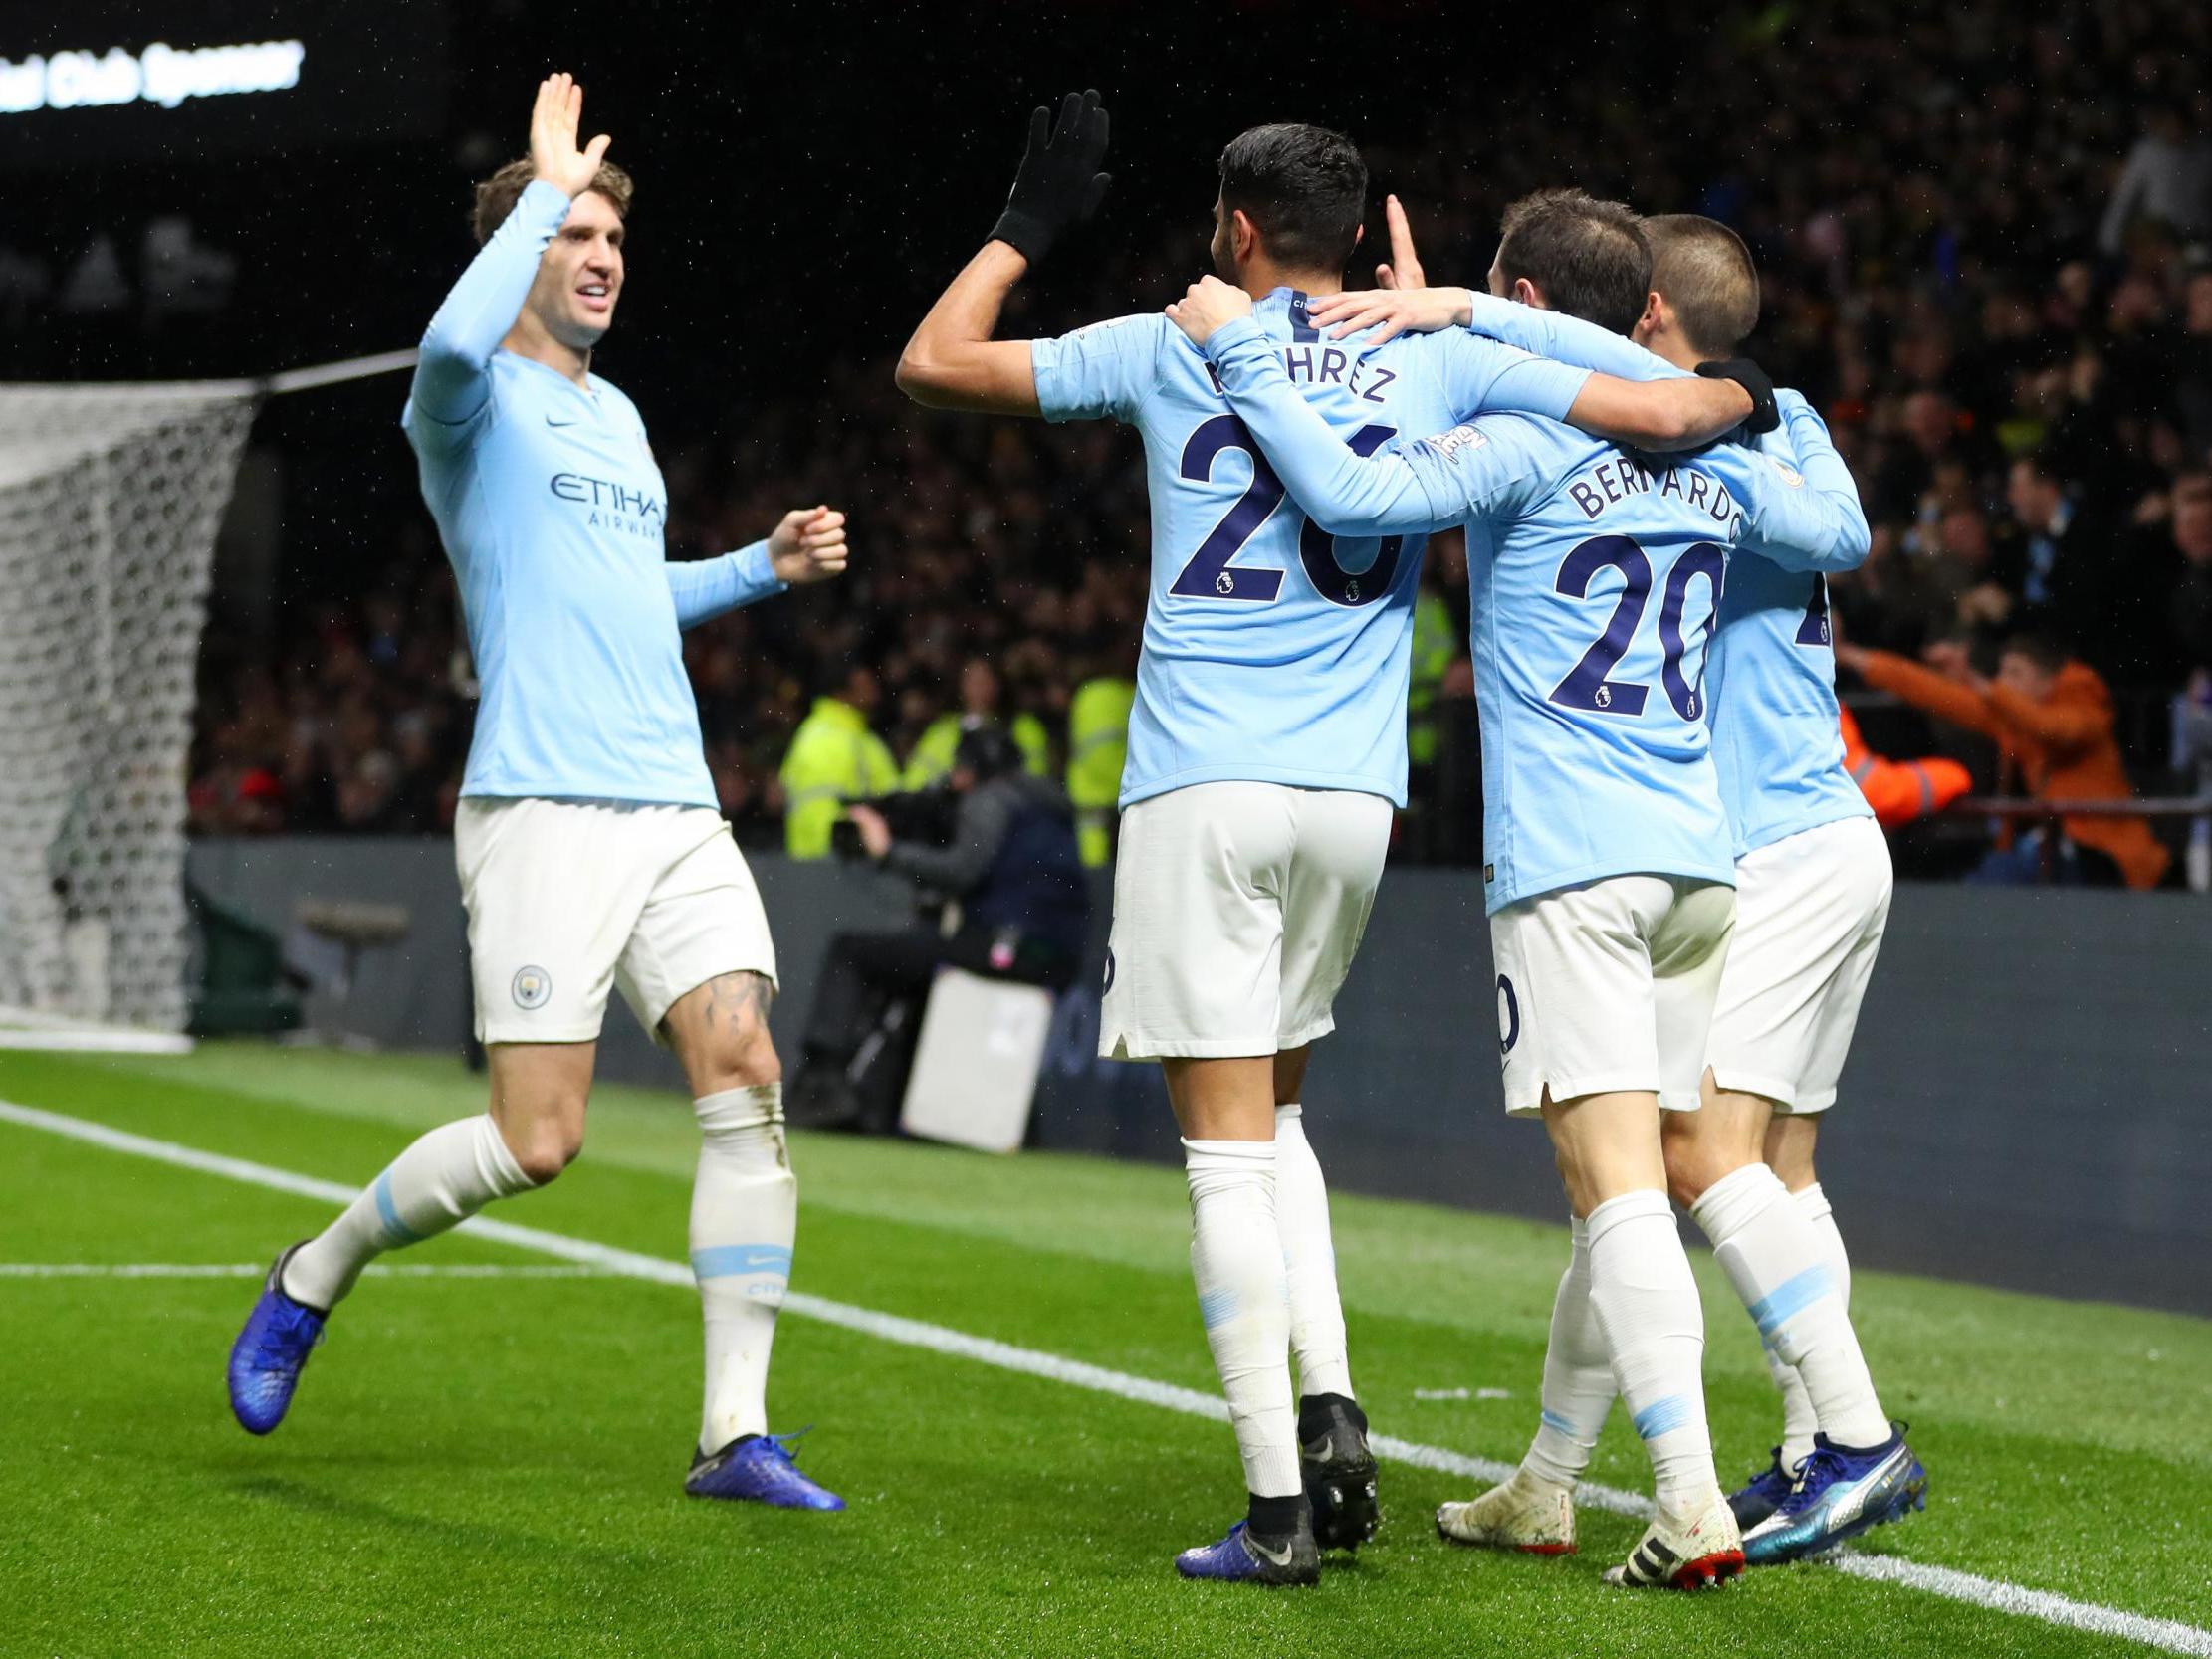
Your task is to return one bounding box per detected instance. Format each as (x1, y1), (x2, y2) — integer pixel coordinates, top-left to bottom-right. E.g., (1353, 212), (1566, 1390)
(1701, 413), (1869, 574)
(412, 74), (610, 428)
(896, 90), (1111, 414)
(664, 507), (848, 629)
(1767, 392), (1872, 570)
(1700, 391), (1870, 575)
(1170, 278), (1532, 537)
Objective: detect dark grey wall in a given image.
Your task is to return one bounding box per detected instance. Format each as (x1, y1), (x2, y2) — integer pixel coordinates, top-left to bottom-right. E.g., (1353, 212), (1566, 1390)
(187, 840), (2212, 1315)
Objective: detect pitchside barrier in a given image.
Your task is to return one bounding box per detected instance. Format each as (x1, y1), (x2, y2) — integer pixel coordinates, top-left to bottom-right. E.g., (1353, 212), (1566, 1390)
(182, 839), (2212, 1317)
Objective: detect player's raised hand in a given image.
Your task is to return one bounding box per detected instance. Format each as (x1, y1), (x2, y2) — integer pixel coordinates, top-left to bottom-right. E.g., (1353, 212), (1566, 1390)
(530, 73), (612, 199)
(1164, 276), (1253, 347)
(990, 89), (1112, 265)
(768, 506), (849, 585)
(1377, 193), (1429, 289)
(1307, 285), (1473, 345)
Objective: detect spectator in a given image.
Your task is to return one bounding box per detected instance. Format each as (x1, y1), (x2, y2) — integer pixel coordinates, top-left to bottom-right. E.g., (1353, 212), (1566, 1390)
(1840, 633), (2171, 889)
(1065, 639), (1137, 869)
(778, 665), (899, 861)
(902, 657), (1051, 790)
(1839, 705), (1973, 829)
(2162, 471), (2212, 676)
(2098, 104), (2212, 255)
(2002, 454), (2127, 676)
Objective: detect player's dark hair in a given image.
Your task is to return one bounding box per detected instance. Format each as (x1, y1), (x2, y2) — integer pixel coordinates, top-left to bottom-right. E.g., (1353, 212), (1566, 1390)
(1217, 123), (1367, 274)
(2001, 630), (2070, 674)
(1495, 189), (1651, 337)
(1643, 214), (1760, 357)
(472, 157), (635, 246)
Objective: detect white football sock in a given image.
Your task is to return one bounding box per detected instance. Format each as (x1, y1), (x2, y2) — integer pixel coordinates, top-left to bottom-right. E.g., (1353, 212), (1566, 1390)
(1585, 1187), (1715, 1515)
(1773, 1180), (1856, 1465)
(283, 1114), (535, 1310)
(1184, 1137), (1300, 1499)
(1522, 1216), (1615, 1489)
(691, 1085), (798, 1454)
(1272, 1105), (1353, 1402)
(1691, 1164), (1888, 1452)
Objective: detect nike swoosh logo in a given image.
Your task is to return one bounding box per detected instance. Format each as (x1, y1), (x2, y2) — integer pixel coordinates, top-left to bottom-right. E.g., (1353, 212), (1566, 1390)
(546, 415), (581, 427)
(1247, 1537), (1296, 1567)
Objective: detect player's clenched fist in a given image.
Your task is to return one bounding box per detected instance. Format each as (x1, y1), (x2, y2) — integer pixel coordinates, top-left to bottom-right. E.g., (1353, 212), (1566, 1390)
(530, 72), (612, 199)
(768, 506), (849, 585)
(1164, 275), (1253, 347)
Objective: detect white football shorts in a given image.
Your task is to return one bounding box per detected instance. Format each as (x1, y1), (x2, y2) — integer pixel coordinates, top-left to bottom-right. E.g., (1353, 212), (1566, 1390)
(455, 797), (776, 1046)
(1706, 812), (1892, 1115)
(1099, 781), (1393, 1060)
(1489, 873), (1735, 1118)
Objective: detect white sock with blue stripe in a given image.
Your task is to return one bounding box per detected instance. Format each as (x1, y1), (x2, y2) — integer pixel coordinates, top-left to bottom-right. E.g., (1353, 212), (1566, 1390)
(1184, 1137), (1301, 1502)
(1770, 1182), (1853, 1467)
(1585, 1187), (1716, 1515)
(1272, 1105), (1353, 1402)
(1692, 1163), (1888, 1452)
(1522, 1216), (1614, 1489)
(284, 1114), (534, 1310)
(692, 1085), (796, 1455)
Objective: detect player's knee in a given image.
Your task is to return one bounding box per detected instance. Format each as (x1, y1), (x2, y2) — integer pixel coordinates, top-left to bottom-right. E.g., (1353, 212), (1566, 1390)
(1662, 1137), (1756, 1209)
(1663, 1154), (1712, 1211)
(697, 1022), (781, 1094)
(508, 1119), (585, 1185)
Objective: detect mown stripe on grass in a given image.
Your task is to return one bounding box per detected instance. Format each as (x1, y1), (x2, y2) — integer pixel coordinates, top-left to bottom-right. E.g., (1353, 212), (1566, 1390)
(4, 1095), (2207, 1659)
(0, 1263), (612, 1279)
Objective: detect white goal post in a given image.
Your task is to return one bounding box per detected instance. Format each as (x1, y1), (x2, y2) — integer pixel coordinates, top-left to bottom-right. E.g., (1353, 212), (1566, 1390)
(0, 351), (415, 1051)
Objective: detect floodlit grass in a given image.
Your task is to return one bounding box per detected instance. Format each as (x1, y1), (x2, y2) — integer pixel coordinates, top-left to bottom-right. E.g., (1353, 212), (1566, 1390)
(1, 1043), (2206, 1657)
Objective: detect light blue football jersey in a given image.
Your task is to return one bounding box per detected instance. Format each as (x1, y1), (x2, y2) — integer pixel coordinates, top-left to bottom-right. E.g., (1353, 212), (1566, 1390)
(1030, 289), (1590, 808)
(403, 179), (783, 808)
(1201, 315), (1860, 912)
(1447, 300), (1876, 854)
(1705, 393), (1876, 854)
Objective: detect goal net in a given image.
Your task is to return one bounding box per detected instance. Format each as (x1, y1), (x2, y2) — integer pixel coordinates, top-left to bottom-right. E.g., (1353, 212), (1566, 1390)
(0, 381), (257, 1046)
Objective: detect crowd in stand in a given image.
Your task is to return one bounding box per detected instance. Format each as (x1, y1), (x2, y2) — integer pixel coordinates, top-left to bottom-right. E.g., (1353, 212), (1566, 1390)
(189, 0), (2212, 882)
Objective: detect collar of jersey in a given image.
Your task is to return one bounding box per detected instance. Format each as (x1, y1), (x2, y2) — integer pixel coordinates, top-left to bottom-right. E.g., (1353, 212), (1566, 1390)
(497, 347), (605, 404)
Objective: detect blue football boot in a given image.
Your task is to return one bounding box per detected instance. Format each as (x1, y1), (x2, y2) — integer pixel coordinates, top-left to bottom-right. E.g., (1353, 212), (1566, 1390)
(227, 1243), (327, 1435)
(1727, 1446), (1802, 1531)
(1174, 1518), (1321, 1586)
(1742, 1425), (1926, 1564)
(685, 1433), (845, 1511)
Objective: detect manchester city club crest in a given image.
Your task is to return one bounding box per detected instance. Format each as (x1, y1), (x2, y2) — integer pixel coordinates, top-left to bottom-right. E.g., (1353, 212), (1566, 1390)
(512, 965), (553, 1010)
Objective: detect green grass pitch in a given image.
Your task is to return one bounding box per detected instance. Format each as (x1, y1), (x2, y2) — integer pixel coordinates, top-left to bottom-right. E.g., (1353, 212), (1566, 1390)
(1, 1042), (2207, 1658)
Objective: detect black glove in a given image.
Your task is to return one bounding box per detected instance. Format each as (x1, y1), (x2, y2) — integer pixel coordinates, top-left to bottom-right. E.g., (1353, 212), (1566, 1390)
(1697, 356), (1780, 435)
(990, 89), (1112, 265)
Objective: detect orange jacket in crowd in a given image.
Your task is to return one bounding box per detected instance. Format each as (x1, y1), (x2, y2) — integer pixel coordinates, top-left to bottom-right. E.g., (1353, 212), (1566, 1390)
(1851, 649), (2170, 889)
(1838, 705), (1972, 828)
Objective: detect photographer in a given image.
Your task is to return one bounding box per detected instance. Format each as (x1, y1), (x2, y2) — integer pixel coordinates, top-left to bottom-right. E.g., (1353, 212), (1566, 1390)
(789, 727), (1091, 1131)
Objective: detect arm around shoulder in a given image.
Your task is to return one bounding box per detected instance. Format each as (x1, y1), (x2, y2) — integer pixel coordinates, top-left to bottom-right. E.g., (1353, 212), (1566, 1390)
(1566, 372), (1752, 452)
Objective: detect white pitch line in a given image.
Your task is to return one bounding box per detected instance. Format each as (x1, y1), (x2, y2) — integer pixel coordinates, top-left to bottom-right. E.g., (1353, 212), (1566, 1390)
(0, 1263), (611, 1279)
(3, 1096), (2207, 1658)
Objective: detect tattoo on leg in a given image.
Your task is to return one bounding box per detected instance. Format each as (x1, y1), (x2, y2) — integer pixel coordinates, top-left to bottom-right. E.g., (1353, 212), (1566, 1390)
(701, 971), (774, 1040)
